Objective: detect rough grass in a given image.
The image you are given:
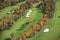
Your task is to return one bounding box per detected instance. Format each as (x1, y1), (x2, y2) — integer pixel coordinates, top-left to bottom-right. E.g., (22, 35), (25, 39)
(0, 1), (26, 19)
(27, 0), (60, 40)
(0, 1), (60, 40)
(0, 4), (43, 40)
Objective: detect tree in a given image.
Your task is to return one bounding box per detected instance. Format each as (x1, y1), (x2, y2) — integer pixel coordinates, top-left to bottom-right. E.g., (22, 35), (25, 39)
(12, 14), (20, 21)
(8, 16), (15, 26)
(34, 0), (40, 3)
(32, 23), (41, 32)
(0, 19), (4, 32)
(18, 0), (25, 2)
(11, 0), (18, 6)
(3, 19), (8, 29)
(23, 3), (30, 10)
(3, 0), (10, 7)
(2, 16), (9, 29)
(14, 9), (20, 15)
(39, 20), (44, 27)
(0, 2), (4, 10)
(26, 0), (34, 7)
(24, 28), (34, 38)
(18, 37), (23, 40)
(20, 34), (27, 40)
(20, 4), (26, 13)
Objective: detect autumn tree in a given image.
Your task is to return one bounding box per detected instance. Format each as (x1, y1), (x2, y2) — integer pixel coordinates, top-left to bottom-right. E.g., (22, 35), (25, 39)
(2, 16), (9, 29)
(24, 28), (34, 38)
(26, 0), (34, 7)
(8, 16), (15, 27)
(32, 23), (41, 32)
(0, 19), (4, 32)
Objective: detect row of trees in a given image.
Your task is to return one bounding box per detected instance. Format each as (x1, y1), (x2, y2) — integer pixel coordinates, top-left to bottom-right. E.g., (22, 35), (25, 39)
(17, 23), (42, 40)
(0, 16), (14, 32)
(40, 0), (56, 18)
(0, 0), (40, 33)
(0, 0), (25, 10)
(0, 0), (28, 33)
(17, 0), (56, 40)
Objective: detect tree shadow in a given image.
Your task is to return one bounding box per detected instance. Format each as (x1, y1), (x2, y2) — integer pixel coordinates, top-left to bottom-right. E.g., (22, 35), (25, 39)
(5, 38), (11, 40)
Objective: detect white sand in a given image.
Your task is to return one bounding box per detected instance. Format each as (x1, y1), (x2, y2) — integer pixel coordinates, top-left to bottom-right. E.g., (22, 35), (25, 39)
(43, 28), (49, 32)
(26, 9), (32, 17)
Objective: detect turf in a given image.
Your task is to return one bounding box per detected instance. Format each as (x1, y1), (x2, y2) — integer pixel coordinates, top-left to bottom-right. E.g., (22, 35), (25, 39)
(0, 0), (60, 40)
(0, 1), (26, 19)
(27, 0), (60, 40)
(0, 3), (43, 40)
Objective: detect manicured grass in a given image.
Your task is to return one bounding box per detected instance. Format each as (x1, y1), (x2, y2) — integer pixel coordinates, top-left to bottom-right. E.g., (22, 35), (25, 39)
(1, 1), (60, 40)
(0, 4), (43, 40)
(0, 1), (26, 19)
(27, 0), (60, 40)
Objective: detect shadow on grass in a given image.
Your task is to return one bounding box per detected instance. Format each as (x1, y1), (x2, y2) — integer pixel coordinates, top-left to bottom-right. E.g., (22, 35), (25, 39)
(5, 38), (11, 40)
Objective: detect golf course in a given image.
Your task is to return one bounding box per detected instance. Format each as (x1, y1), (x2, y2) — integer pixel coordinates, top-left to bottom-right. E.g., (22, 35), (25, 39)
(0, 0), (60, 40)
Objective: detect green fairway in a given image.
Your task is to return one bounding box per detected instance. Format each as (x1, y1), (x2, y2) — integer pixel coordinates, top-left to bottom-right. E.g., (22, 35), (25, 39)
(0, 1), (26, 19)
(27, 0), (60, 40)
(0, 0), (60, 40)
(0, 3), (43, 40)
